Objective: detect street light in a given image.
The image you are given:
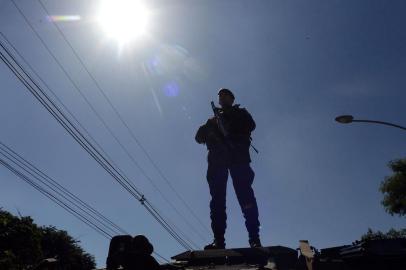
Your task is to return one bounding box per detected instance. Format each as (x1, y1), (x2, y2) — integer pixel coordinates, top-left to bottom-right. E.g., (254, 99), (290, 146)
(335, 115), (354, 124)
(335, 115), (406, 131)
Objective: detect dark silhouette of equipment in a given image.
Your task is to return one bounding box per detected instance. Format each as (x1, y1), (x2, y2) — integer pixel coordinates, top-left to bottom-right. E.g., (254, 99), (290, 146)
(170, 245), (297, 269)
(106, 235), (132, 269)
(103, 236), (406, 269)
(315, 238), (406, 270)
(156, 238), (406, 270)
(106, 235), (160, 270)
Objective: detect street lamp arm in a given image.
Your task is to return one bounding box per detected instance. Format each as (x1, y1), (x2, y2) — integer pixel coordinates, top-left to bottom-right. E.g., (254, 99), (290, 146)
(352, 119), (406, 131)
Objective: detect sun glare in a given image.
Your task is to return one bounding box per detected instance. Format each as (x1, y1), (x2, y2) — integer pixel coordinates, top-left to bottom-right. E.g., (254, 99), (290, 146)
(97, 0), (150, 45)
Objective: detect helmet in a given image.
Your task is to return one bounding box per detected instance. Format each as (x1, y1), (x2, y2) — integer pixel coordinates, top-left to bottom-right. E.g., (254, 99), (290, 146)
(218, 88), (235, 100)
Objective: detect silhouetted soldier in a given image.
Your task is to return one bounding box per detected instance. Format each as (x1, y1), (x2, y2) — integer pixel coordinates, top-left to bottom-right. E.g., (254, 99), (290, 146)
(195, 88), (261, 250)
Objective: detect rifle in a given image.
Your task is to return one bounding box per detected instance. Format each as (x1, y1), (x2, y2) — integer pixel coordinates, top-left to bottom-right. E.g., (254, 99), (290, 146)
(211, 101), (229, 138)
(211, 101), (259, 154)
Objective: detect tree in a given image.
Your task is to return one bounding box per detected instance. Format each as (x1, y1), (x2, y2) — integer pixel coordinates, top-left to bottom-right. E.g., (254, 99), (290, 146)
(41, 226), (96, 270)
(0, 209), (43, 269)
(380, 158), (406, 216)
(0, 209), (96, 270)
(360, 228), (406, 242)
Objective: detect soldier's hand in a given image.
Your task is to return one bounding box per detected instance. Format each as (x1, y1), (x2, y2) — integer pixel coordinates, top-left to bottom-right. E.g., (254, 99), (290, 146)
(207, 131), (220, 142)
(208, 117), (217, 124)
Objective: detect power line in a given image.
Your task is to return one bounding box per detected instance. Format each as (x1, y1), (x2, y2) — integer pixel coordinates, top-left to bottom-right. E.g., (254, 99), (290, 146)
(0, 31), (196, 252)
(37, 0), (210, 241)
(0, 31), (129, 181)
(9, 0), (204, 247)
(0, 141), (127, 236)
(0, 31), (193, 251)
(0, 40), (192, 250)
(0, 141), (170, 262)
(1, 28), (197, 249)
(0, 157), (113, 239)
(0, 148), (115, 238)
(153, 251), (170, 264)
(0, 30), (167, 237)
(6, 0), (200, 251)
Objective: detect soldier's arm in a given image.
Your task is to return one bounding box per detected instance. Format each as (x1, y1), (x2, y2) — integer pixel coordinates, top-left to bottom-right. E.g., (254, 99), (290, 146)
(195, 124), (208, 144)
(195, 118), (218, 144)
(239, 108), (256, 133)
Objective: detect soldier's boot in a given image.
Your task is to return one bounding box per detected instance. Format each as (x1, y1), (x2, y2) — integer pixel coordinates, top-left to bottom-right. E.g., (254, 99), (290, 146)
(204, 238), (226, 250)
(249, 237), (262, 248)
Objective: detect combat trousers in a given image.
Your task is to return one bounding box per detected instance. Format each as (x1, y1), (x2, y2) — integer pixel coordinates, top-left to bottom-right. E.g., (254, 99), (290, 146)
(206, 162), (260, 241)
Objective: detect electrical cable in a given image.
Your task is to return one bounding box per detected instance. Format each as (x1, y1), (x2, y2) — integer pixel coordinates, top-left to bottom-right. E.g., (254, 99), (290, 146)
(0, 34), (193, 251)
(36, 0), (210, 242)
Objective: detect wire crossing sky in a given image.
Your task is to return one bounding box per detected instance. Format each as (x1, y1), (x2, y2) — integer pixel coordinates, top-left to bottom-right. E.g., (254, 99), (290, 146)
(0, 34), (196, 251)
(1, 0), (406, 267)
(36, 0), (210, 242)
(9, 0), (210, 247)
(0, 141), (170, 263)
(35, 3), (210, 238)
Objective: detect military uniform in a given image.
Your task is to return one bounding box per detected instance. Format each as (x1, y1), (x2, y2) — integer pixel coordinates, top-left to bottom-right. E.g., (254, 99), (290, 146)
(195, 104), (261, 247)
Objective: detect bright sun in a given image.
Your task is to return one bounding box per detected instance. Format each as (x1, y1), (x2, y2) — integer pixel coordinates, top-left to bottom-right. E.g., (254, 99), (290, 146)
(97, 0), (150, 45)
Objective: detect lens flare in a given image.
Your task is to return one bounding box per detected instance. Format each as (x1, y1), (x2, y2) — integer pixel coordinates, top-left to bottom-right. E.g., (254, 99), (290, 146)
(163, 82), (179, 97)
(47, 15), (81, 22)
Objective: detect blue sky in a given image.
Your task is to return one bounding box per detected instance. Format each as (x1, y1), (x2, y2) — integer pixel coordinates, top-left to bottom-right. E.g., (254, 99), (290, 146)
(1, 0), (405, 267)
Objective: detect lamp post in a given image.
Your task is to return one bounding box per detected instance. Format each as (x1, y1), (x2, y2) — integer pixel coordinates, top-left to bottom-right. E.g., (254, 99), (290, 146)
(335, 115), (406, 131)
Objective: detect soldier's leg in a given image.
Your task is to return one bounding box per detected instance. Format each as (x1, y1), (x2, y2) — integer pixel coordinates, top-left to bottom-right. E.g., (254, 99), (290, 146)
(229, 163), (260, 241)
(206, 163), (229, 242)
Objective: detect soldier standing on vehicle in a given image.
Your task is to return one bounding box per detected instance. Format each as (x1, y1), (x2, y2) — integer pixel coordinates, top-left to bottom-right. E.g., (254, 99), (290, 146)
(195, 88), (261, 250)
